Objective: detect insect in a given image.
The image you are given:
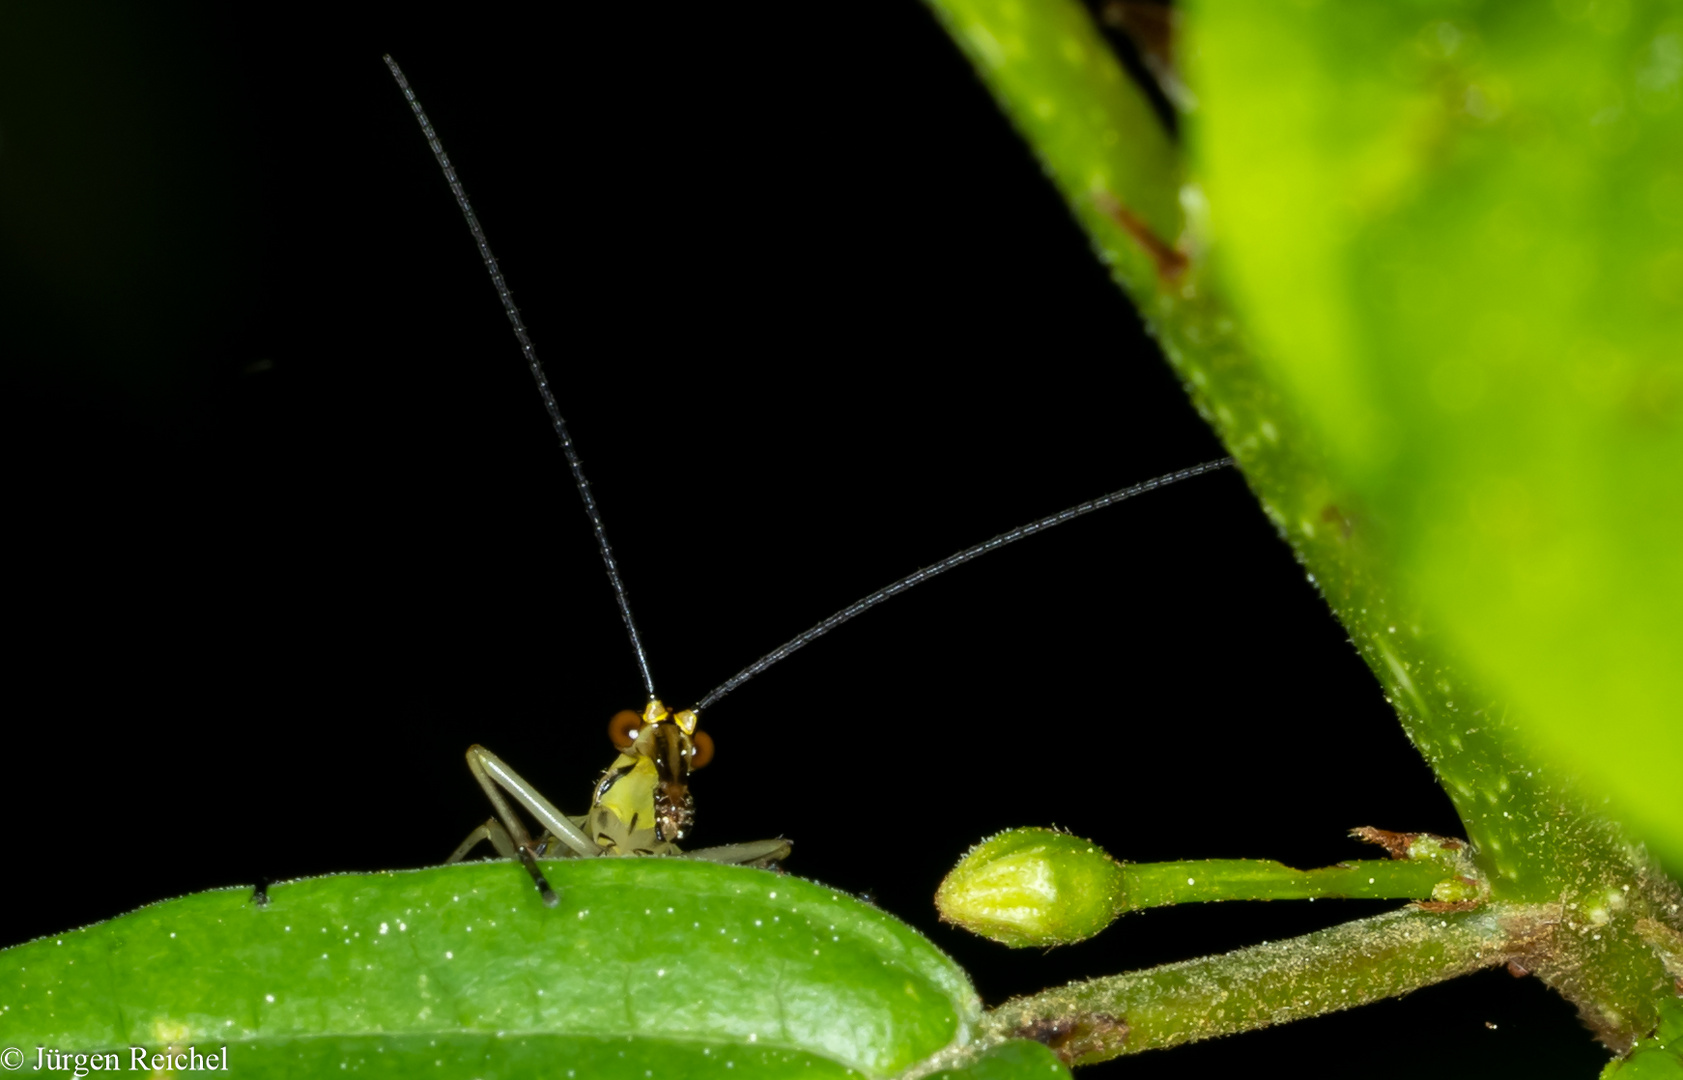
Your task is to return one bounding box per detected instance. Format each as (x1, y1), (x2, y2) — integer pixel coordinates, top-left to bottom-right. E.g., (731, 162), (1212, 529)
(444, 701), (792, 906)
(384, 56), (1230, 909)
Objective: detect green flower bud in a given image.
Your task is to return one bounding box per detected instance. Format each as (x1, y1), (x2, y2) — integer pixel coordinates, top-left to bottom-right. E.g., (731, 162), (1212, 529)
(936, 827), (1127, 947)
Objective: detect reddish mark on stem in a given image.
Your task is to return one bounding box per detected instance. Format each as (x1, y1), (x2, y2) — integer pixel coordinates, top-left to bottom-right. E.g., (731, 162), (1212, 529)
(1506, 960), (1531, 978)
(1094, 194), (1188, 283)
(1350, 825), (1464, 859)
(1011, 1014), (1130, 1065)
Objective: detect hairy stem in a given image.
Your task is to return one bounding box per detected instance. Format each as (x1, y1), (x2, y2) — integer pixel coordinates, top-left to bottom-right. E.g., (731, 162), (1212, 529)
(984, 902), (1559, 1065)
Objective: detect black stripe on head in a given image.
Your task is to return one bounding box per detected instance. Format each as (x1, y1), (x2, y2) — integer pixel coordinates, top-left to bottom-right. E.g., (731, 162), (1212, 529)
(653, 724), (689, 783)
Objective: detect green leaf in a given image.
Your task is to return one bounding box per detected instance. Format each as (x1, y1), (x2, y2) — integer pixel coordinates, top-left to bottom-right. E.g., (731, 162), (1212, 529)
(144, 1035), (866, 1078)
(1187, 0), (1683, 866)
(922, 1039), (1072, 1079)
(1603, 997), (1683, 1078)
(0, 860), (980, 1079)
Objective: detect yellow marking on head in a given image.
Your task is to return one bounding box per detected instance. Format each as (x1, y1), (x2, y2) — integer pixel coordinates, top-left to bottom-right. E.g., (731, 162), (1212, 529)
(673, 708), (698, 735)
(643, 699), (669, 725)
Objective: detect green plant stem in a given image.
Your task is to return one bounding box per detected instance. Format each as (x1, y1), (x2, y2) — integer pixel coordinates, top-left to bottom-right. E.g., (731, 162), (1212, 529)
(982, 902), (1559, 1066)
(1121, 858), (1460, 912)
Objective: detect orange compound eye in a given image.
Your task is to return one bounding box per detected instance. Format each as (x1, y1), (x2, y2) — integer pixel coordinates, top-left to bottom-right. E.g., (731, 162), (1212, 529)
(608, 709), (642, 749)
(689, 730), (714, 770)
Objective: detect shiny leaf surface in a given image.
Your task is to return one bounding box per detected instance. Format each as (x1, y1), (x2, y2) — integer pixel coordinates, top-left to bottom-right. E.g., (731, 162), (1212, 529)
(0, 860), (981, 1078)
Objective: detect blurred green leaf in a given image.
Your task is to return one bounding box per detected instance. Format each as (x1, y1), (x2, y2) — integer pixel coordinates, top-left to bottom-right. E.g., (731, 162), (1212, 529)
(0, 860), (980, 1078)
(1188, 0), (1683, 864)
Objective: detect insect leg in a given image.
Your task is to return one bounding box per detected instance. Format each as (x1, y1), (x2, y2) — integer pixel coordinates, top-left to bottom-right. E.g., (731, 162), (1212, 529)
(465, 745), (598, 858)
(461, 745), (604, 907)
(446, 817), (520, 864)
(679, 839), (793, 868)
(448, 809), (561, 908)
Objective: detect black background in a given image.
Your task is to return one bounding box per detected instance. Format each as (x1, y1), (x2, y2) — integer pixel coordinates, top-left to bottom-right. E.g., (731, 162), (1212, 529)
(0, 2), (1609, 1076)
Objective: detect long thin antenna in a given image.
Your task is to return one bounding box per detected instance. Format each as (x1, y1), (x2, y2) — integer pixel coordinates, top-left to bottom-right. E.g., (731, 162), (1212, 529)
(694, 457), (1235, 711)
(384, 56), (658, 701)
